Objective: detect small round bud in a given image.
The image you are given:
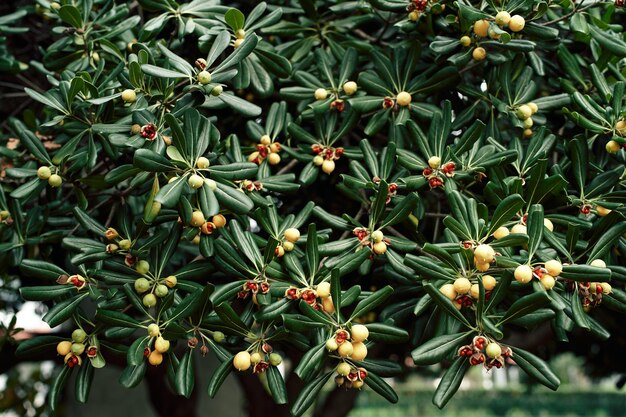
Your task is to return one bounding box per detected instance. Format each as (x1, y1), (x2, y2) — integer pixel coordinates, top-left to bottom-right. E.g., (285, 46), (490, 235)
(136, 260), (150, 274)
(155, 284), (168, 297)
(213, 331), (225, 342)
(284, 228), (300, 242)
(210, 85), (223, 96)
(493, 226), (509, 239)
(590, 259), (606, 268)
(164, 275), (177, 288)
(188, 174), (204, 189)
(269, 353), (282, 366)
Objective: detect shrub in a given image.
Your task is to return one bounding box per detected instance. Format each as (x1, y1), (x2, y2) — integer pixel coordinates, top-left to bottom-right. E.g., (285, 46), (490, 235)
(2, 0), (626, 416)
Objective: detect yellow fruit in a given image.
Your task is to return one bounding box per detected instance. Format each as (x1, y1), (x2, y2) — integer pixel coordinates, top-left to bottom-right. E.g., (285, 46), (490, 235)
(606, 140), (621, 153)
(523, 117), (534, 128)
(147, 324), (160, 337)
(523, 129), (533, 138)
(493, 226), (510, 239)
(322, 159), (335, 174)
(235, 29), (246, 39)
(370, 230), (384, 243)
(472, 47), (487, 61)
(514, 264), (533, 284)
(476, 262), (490, 272)
(154, 336), (170, 353)
(485, 342), (502, 358)
(544, 260), (562, 277)
(473, 19), (490, 37)
(541, 274), (555, 290)
(470, 284), (480, 299)
(454, 277), (472, 295)
(57, 341), (72, 356)
(121, 89), (136, 103)
(353, 380), (364, 389)
(283, 241), (294, 252)
(317, 282), (331, 298)
(337, 362), (351, 376)
(408, 11), (419, 21)
(544, 218), (554, 232)
(314, 88), (328, 100)
(474, 244), (495, 263)
(600, 282), (612, 294)
(511, 224), (527, 235)
(250, 352), (262, 364)
(338, 341), (354, 358)
(164, 275), (177, 288)
(372, 241), (387, 255)
(48, 174), (62, 187)
(509, 15), (525, 32)
(351, 342), (368, 361)
(188, 174), (204, 189)
(275, 245), (285, 257)
(148, 350), (163, 366)
(322, 297), (335, 313)
(190, 211), (205, 227)
(233, 38), (244, 48)
(233, 351), (252, 371)
(260, 135), (271, 145)
(516, 105), (532, 120)
(196, 157), (210, 169)
(590, 259), (606, 268)
(211, 85), (223, 96)
(528, 102), (538, 114)
(248, 151), (260, 162)
(313, 155), (324, 166)
(596, 206), (611, 217)
(267, 153), (281, 165)
(428, 156), (441, 169)
(343, 81), (358, 95)
(197, 70), (212, 85)
(284, 228), (300, 242)
(143, 293), (157, 308)
(483, 275), (497, 291)
(37, 166), (52, 180)
(495, 11), (511, 26)
(440, 283), (457, 300)
(616, 120), (626, 136)
(351, 324), (369, 343)
(460, 36), (471, 47)
(396, 91), (412, 107)
(326, 338), (339, 351)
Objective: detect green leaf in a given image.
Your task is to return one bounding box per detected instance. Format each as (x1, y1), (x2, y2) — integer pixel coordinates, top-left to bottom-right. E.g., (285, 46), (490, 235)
(16, 335), (65, 358)
(290, 371), (333, 417)
(412, 332), (469, 366)
(350, 286), (393, 321)
(75, 362), (94, 403)
(498, 292), (551, 325)
(422, 283), (472, 327)
(267, 365), (288, 404)
(49, 366), (71, 411)
(224, 8), (245, 31)
(364, 371), (398, 403)
(512, 347), (560, 390)
(95, 310), (143, 328)
(559, 265), (611, 282)
(306, 223), (319, 277)
(488, 194), (525, 235)
(175, 350), (195, 398)
(20, 285), (75, 301)
(119, 362), (147, 388)
(526, 204), (544, 258)
(134, 149), (176, 172)
(43, 293), (89, 327)
(208, 357), (233, 398)
(432, 356), (470, 409)
(365, 323), (409, 343)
